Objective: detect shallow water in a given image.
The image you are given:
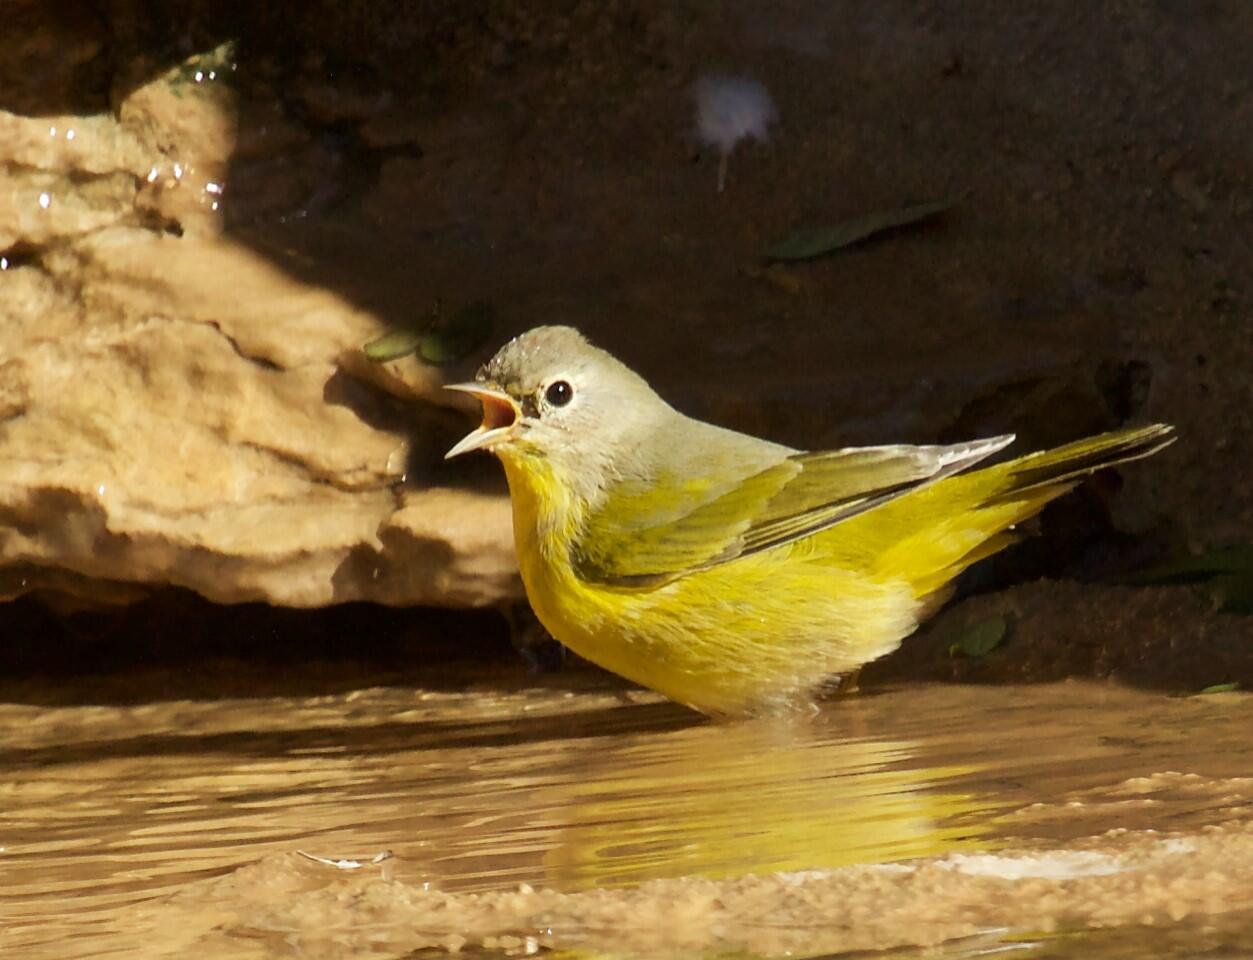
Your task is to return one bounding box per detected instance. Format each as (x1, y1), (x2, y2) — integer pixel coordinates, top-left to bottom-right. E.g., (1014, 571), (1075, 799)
(4, 666), (1253, 959)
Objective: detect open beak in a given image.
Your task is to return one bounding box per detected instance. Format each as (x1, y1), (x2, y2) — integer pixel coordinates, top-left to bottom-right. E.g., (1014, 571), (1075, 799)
(444, 383), (521, 459)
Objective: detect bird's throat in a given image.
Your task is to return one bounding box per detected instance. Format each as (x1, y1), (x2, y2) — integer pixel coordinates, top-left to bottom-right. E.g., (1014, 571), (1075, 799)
(498, 452), (588, 572)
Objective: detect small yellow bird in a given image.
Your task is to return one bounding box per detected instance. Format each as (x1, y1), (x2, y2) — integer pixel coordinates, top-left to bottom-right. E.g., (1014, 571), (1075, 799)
(446, 326), (1174, 717)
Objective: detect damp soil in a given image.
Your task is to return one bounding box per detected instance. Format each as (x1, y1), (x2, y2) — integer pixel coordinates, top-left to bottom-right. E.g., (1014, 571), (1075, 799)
(4, 646), (1253, 960)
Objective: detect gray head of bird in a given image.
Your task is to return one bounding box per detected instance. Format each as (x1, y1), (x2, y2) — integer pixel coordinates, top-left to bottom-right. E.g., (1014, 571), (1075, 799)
(445, 326), (673, 476)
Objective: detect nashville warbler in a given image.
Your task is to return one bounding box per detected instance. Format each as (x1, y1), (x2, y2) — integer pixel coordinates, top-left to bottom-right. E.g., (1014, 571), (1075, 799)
(446, 326), (1175, 717)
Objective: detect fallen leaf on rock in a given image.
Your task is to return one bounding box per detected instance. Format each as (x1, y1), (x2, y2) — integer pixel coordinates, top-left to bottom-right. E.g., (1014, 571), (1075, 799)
(947, 615), (1008, 658)
(763, 199), (955, 262)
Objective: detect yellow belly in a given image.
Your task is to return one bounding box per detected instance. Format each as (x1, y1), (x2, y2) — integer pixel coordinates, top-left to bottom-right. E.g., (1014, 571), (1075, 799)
(501, 457), (918, 716)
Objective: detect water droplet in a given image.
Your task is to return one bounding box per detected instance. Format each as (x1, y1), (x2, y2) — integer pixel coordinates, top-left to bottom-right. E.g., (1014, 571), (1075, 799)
(205, 181), (222, 194)
(146, 166), (160, 183)
(173, 163), (184, 179)
(97, 484), (107, 496)
(48, 125), (56, 137)
(38, 192), (51, 209)
(194, 70), (204, 83)
(66, 129), (75, 141)
(1, 257), (8, 270)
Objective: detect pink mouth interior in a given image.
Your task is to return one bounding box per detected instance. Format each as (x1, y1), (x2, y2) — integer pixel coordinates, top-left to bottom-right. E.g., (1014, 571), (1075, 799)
(480, 394), (517, 432)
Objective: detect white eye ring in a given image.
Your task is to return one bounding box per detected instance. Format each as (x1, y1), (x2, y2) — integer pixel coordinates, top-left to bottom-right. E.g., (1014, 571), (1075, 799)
(545, 380), (574, 407)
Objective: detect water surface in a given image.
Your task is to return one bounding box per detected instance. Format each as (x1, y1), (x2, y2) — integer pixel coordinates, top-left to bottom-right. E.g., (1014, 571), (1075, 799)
(4, 667), (1252, 958)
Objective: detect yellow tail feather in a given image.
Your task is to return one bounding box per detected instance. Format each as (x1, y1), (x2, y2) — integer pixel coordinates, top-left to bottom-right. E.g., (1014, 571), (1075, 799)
(827, 424), (1176, 602)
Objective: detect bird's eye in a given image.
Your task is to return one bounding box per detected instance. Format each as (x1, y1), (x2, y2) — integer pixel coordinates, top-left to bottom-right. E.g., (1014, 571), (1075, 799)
(544, 380), (574, 408)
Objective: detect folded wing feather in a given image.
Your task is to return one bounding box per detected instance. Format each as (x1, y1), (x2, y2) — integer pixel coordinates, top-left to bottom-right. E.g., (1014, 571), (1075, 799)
(572, 435), (1015, 587)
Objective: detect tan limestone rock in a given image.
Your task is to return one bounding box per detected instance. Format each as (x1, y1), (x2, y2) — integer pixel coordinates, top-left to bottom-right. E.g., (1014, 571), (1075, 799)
(0, 45), (519, 612)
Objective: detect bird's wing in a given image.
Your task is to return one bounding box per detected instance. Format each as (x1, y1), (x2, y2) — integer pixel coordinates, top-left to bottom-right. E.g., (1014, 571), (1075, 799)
(571, 435), (1015, 587)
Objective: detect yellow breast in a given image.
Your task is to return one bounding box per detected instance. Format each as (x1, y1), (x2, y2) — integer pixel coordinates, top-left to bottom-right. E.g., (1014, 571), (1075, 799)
(498, 453), (916, 716)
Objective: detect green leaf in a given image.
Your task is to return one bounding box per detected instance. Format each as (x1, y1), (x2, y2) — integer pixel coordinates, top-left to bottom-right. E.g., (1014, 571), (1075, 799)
(1211, 572), (1253, 615)
(1127, 544), (1253, 585)
(363, 328), (425, 362)
(362, 300), (494, 365)
(947, 615), (1008, 658)
(418, 301), (495, 364)
(1198, 682), (1241, 695)
(763, 199), (956, 262)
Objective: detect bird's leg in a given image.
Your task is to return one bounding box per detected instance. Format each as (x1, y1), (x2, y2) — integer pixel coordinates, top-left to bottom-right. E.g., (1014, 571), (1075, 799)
(825, 668), (863, 698)
(716, 152), (728, 193)
(501, 600), (566, 673)
(841, 669), (862, 695)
